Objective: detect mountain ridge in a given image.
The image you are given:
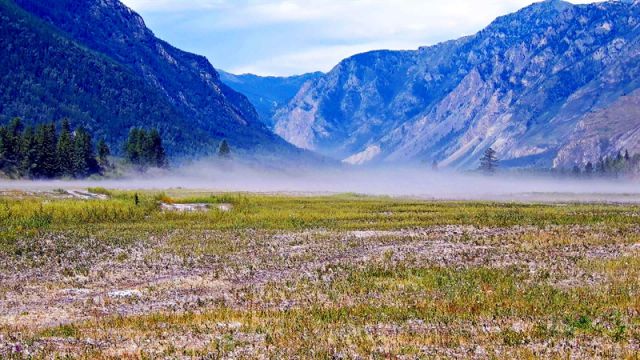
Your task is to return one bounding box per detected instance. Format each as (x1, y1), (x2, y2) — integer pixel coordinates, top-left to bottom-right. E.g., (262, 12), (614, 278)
(273, 0), (640, 168)
(219, 71), (323, 128)
(1, 0), (304, 158)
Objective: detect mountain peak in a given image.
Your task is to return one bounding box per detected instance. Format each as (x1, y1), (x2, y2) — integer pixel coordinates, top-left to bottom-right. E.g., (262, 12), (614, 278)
(273, 0), (640, 168)
(5, 0), (301, 157)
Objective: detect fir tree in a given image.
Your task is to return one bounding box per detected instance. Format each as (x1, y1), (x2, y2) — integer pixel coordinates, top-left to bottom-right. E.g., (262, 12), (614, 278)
(148, 129), (166, 168)
(97, 138), (111, 169)
(1, 118), (24, 172)
(1, 119), (102, 179)
(479, 148), (498, 174)
(72, 127), (98, 178)
(124, 127), (167, 169)
(125, 128), (143, 165)
(56, 119), (74, 177)
(584, 162), (594, 176)
(32, 123), (58, 178)
(19, 127), (37, 177)
(218, 139), (231, 158)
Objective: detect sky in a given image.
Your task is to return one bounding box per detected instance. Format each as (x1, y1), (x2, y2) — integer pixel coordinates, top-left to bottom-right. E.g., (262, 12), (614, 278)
(121, 0), (601, 76)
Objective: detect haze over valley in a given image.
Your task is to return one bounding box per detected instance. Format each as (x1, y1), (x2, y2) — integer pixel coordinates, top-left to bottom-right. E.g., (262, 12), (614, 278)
(1, 1), (640, 358)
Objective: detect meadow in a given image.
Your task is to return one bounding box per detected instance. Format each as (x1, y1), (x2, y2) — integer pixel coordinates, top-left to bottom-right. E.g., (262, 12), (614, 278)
(0, 189), (638, 358)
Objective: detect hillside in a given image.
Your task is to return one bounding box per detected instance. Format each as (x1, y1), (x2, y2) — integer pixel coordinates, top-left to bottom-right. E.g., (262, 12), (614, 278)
(219, 71), (323, 128)
(0, 0), (300, 157)
(274, 0), (640, 168)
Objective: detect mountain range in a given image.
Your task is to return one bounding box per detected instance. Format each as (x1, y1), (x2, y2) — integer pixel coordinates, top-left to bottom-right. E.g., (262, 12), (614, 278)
(0, 0), (305, 158)
(219, 71), (323, 128)
(2, 0), (640, 170)
(270, 0), (640, 168)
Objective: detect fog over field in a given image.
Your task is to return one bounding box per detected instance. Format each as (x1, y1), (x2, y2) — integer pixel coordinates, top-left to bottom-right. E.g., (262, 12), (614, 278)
(1, 160), (639, 202)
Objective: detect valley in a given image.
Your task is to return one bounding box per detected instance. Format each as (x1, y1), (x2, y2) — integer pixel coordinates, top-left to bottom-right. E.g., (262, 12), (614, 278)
(0, 189), (639, 358)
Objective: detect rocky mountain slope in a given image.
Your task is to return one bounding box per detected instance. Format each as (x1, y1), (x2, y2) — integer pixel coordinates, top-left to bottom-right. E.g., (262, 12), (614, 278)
(219, 71), (323, 128)
(1, 0), (300, 157)
(274, 0), (640, 168)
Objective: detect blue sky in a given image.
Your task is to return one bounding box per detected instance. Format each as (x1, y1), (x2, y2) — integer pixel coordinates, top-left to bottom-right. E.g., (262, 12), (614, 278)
(121, 0), (600, 76)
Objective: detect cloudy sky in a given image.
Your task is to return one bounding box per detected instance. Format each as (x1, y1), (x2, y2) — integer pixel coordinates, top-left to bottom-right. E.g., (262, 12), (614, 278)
(121, 0), (600, 76)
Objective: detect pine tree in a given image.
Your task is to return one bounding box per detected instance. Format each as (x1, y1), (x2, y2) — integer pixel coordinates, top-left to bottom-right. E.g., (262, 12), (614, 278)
(44, 123), (59, 177)
(479, 148), (498, 174)
(140, 130), (155, 166)
(72, 127), (98, 178)
(125, 128), (143, 165)
(124, 128), (167, 169)
(0, 126), (8, 171)
(148, 129), (166, 168)
(97, 138), (110, 169)
(218, 139), (231, 158)
(2, 118), (24, 172)
(19, 127), (37, 178)
(32, 123), (58, 178)
(56, 119), (74, 177)
(584, 161), (594, 176)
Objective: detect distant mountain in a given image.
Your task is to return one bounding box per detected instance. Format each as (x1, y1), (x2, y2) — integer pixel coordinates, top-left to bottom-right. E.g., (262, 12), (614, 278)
(0, 0), (302, 157)
(219, 71), (323, 128)
(274, 0), (640, 168)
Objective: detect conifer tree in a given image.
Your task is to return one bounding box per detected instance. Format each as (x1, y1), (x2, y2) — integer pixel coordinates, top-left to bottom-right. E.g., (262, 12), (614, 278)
(56, 119), (74, 177)
(72, 127), (98, 178)
(124, 127), (167, 169)
(0, 126), (7, 170)
(19, 127), (37, 177)
(2, 118), (24, 172)
(218, 139), (231, 158)
(584, 161), (594, 176)
(125, 128), (142, 165)
(97, 138), (110, 169)
(148, 129), (166, 168)
(32, 123), (58, 178)
(479, 148), (498, 174)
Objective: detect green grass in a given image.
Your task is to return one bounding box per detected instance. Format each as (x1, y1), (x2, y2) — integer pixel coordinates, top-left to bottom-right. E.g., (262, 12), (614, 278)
(1, 191), (639, 232)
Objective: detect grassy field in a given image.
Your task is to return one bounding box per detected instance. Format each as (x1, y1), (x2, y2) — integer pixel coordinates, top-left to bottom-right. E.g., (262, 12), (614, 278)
(0, 189), (639, 358)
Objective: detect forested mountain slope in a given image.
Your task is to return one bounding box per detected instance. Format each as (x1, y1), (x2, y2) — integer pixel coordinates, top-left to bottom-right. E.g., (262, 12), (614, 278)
(0, 0), (302, 157)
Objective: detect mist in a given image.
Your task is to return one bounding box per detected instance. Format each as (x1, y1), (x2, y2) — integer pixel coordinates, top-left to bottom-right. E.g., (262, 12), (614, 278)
(1, 159), (639, 203)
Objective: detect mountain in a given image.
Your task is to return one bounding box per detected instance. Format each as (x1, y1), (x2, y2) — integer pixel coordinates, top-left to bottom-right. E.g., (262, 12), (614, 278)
(219, 71), (323, 128)
(274, 0), (640, 168)
(0, 0), (301, 157)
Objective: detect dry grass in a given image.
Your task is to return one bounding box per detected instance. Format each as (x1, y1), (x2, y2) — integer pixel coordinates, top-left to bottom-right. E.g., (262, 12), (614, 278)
(0, 191), (639, 358)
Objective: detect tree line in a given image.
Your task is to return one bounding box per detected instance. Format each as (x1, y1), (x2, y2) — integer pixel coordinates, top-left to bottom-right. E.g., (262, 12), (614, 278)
(124, 128), (167, 169)
(569, 150), (640, 178)
(0, 118), (170, 179)
(0, 118), (107, 179)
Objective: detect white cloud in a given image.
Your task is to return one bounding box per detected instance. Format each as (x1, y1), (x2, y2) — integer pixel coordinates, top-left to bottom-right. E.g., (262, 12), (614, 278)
(229, 42), (421, 75)
(121, 0), (606, 75)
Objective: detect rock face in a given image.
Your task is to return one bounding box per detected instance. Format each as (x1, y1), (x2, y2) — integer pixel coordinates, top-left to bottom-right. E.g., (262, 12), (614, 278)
(274, 0), (640, 168)
(219, 71), (323, 129)
(2, 0), (299, 156)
